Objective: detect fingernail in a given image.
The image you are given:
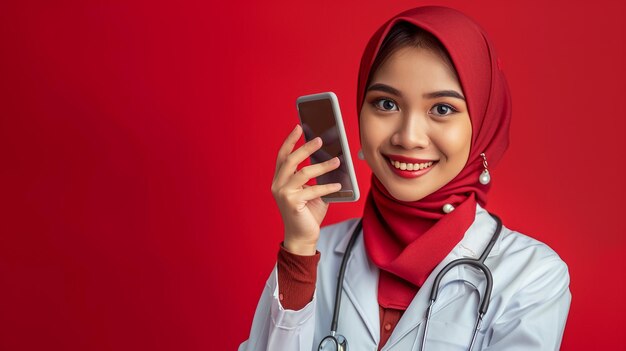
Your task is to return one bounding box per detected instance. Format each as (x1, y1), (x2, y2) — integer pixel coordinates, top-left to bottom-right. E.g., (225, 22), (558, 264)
(293, 124), (300, 132)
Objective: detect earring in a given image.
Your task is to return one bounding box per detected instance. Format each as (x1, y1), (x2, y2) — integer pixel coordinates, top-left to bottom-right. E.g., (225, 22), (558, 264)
(357, 149), (365, 160)
(479, 153), (491, 185)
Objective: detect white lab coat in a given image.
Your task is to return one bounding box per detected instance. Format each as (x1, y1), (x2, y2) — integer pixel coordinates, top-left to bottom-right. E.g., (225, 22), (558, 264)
(239, 204), (571, 350)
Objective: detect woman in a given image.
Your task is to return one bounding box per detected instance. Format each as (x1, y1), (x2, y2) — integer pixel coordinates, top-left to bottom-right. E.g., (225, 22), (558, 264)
(240, 6), (570, 350)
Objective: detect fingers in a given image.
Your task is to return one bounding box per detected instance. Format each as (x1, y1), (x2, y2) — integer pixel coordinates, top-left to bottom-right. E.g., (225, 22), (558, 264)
(298, 183), (342, 202)
(286, 157), (340, 189)
(272, 124), (342, 205)
(274, 157), (342, 204)
(275, 182), (341, 207)
(284, 137), (322, 175)
(274, 135), (323, 187)
(275, 124), (303, 175)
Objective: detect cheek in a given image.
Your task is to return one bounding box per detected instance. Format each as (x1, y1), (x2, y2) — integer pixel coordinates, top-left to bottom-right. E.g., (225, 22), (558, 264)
(359, 114), (385, 151)
(435, 119), (472, 161)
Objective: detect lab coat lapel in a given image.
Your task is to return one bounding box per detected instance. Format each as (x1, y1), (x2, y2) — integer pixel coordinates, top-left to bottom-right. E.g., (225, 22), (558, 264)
(382, 245), (466, 349)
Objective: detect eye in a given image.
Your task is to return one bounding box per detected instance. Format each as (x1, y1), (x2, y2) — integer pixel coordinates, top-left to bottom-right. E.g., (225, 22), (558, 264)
(429, 103), (457, 116)
(373, 98), (399, 111)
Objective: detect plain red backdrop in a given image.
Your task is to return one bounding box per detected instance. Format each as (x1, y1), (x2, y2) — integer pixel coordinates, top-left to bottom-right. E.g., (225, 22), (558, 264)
(1, 0), (624, 350)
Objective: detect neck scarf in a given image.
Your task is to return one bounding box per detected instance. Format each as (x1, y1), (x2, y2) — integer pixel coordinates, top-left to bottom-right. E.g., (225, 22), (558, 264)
(357, 6), (512, 309)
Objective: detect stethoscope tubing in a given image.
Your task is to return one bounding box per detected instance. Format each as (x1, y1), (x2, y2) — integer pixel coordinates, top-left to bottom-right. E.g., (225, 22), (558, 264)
(428, 213), (501, 315)
(321, 213), (503, 351)
(329, 219), (363, 334)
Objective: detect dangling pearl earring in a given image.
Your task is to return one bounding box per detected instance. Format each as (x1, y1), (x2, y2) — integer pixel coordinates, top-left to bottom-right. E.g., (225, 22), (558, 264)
(357, 149), (365, 160)
(479, 153), (491, 185)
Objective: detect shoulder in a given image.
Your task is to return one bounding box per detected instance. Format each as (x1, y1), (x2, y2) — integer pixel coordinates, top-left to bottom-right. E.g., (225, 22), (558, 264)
(481, 224), (571, 347)
(470, 206), (570, 299)
(494, 224), (570, 297)
(500, 226), (568, 268)
(472, 206), (569, 283)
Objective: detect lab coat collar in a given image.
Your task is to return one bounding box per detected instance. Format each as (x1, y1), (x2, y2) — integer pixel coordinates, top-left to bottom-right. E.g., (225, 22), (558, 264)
(454, 204), (501, 259)
(333, 204), (502, 347)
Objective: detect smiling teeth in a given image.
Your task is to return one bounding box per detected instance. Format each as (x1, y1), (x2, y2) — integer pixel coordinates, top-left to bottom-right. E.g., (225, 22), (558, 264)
(390, 159), (434, 171)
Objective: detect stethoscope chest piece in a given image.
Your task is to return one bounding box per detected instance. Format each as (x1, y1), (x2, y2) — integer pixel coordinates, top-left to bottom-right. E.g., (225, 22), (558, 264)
(318, 333), (347, 351)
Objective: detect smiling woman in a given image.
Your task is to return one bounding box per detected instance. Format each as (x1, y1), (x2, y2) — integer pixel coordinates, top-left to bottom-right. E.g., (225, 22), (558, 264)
(240, 6), (570, 351)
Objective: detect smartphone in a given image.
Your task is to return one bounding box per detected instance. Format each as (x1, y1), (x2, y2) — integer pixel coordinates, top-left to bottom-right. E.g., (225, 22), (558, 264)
(296, 92), (360, 202)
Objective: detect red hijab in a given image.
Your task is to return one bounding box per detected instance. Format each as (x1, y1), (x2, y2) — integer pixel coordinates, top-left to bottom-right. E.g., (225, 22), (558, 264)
(358, 6), (512, 309)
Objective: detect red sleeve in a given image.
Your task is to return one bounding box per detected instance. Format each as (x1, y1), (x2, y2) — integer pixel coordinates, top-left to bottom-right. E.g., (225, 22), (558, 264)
(277, 243), (320, 310)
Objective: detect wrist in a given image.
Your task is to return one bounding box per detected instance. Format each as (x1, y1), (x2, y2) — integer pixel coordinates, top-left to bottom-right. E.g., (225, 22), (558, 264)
(282, 239), (317, 256)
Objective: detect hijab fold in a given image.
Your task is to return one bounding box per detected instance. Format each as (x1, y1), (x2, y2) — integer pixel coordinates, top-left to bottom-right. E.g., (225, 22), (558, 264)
(358, 6), (512, 310)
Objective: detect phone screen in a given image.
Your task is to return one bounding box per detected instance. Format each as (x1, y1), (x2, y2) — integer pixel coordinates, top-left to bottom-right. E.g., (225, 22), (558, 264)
(297, 98), (354, 199)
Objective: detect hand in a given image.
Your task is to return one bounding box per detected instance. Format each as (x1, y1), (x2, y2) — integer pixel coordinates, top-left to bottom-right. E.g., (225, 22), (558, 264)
(271, 125), (342, 255)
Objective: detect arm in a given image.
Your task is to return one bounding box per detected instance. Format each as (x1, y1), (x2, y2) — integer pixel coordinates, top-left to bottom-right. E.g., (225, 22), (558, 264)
(484, 258), (571, 350)
(239, 246), (320, 351)
(239, 125), (340, 350)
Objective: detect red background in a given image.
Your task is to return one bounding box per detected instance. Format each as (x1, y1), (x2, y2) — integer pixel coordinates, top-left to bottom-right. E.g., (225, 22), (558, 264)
(1, 0), (624, 350)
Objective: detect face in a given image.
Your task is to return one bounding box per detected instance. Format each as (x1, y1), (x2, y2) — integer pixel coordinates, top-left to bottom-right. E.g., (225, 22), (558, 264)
(360, 46), (472, 202)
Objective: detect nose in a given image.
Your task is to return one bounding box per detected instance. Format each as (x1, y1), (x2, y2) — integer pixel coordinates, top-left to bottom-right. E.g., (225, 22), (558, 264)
(390, 111), (430, 150)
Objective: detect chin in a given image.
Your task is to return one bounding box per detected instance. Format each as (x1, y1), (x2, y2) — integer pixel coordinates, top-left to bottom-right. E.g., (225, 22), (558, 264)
(384, 184), (428, 202)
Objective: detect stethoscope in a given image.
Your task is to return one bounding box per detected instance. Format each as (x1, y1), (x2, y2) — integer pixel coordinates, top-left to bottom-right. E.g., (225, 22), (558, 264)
(318, 213), (503, 351)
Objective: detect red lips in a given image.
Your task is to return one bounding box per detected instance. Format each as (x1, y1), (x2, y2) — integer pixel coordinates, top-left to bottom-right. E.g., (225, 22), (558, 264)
(384, 154), (438, 179)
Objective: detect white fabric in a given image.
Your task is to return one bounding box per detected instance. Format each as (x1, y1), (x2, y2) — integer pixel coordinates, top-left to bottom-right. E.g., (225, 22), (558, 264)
(239, 205), (571, 350)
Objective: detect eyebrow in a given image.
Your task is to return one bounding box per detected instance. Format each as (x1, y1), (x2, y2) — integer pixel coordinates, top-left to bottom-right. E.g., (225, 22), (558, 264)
(366, 83), (466, 101)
